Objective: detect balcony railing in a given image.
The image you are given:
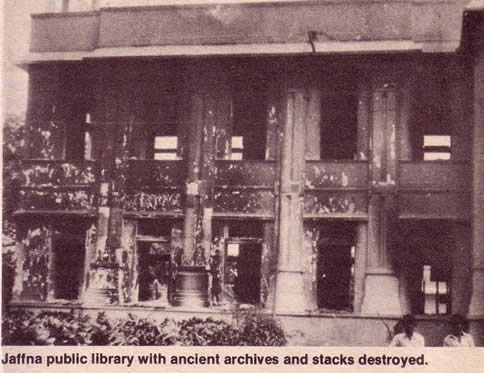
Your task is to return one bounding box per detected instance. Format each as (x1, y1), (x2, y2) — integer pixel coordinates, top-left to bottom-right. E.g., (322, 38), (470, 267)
(304, 160), (368, 218)
(398, 161), (471, 191)
(214, 160), (276, 217)
(18, 160), (98, 212)
(124, 159), (186, 213)
(398, 161), (471, 220)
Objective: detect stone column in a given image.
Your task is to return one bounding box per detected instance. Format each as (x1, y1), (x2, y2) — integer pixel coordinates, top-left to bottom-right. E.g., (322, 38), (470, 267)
(354, 78), (370, 313)
(361, 75), (401, 314)
(397, 76), (413, 161)
(182, 62), (232, 266)
(356, 77), (370, 161)
(83, 62), (127, 305)
(353, 222), (368, 313)
(274, 89), (307, 313)
(183, 89), (203, 266)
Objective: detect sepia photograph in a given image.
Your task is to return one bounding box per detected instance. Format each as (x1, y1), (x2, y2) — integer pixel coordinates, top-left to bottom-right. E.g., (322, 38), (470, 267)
(1, 0), (483, 364)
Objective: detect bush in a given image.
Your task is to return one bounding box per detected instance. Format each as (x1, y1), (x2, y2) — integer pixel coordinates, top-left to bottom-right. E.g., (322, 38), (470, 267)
(178, 317), (240, 346)
(2, 309), (286, 346)
(236, 307), (287, 346)
(2, 250), (16, 314)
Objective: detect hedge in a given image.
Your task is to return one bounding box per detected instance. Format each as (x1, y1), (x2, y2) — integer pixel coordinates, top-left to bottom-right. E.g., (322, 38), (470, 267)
(2, 308), (286, 346)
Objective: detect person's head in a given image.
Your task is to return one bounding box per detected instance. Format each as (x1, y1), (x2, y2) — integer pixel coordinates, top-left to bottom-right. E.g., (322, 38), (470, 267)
(449, 314), (468, 336)
(401, 314), (417, 337)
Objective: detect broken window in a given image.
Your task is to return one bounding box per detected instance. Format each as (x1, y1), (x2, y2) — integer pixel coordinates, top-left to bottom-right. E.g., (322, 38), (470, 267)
(423, 135), (451, 161)
(319, 92), (358, 160)
(421, 264), (450, 314)
(153, 136), (178, 160)
(409, 72), (452, 161)
(145, 92), (180, 160)
(231, 81), (267, 160)
(397, 220), (453, 315)
(304, 73), (359, 161)
(64, 112), (93, 161)
(136, 219), (173, 303)
(225, 240), (262, 305)
(51, 221), (87, 300)
(316, 221), (356, 311)
(214, 220), (263, 305)
(230, 136), (244, 160)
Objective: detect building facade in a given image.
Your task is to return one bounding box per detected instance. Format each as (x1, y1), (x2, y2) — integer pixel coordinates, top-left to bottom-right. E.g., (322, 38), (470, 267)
(10, 0), (484, 345)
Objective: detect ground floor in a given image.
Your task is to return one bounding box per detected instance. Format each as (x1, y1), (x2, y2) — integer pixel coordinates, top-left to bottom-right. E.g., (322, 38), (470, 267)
(7, 301), (484, 346)
(9, 213), (483, 346)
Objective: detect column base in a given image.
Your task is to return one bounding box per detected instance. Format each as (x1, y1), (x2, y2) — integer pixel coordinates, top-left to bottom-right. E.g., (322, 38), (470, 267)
(83, 267), (117, 305)
(274, 270), (307, 314)
(361, 272), (402, 315)
(469, 268), (484, 316)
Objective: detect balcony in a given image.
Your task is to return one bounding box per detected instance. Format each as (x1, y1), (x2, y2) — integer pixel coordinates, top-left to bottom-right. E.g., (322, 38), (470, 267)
(398, 161), (471, 220)
(17, 160), (98, 214)
(214, 160), (276, 218)
(124, 160), (186, 215)
(304, 160), (368, 219)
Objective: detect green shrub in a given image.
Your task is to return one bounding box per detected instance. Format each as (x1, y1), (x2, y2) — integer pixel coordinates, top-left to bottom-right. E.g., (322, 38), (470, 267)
(178, 317), (240, 346)
(2, 310), (92, 346)
(236, 308), (287, 346)
(2, 309), (286, 346)
(2, 250), (16, 314)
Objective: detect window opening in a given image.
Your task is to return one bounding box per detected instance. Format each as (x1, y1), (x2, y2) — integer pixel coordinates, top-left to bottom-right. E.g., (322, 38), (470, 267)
(65, 113), (90, 161)
(409, 72), (452, 161)
(320, 93), (358, 160)
(52, 223), (86, 300)
(153, 136), (178, 160)
(231, 82), (267, 160)
(316, 221), (356, 311)
(136, 219), (173, 304)
(422, 265), (450, 314)
(230, 136), (244, 160)
(220, 220), (263, 305)
(144, 91), (180, 160)
(423, 135), (451, 161)
(397, 220), (453, 315)
(225, 240), (262, 305)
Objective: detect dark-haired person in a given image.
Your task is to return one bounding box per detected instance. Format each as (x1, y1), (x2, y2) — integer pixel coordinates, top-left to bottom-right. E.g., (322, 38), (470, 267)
(389, 314), (425, 347)
(443, 314), (475, 347)
(209, 250), (223, 306)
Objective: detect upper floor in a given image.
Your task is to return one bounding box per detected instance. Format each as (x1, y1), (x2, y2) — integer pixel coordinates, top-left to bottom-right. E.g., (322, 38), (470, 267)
(28, 0), (471, 58)
(18, 54), (474, 221)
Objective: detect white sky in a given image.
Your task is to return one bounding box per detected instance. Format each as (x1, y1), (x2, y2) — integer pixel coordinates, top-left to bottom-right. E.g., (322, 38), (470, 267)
(1, 0), (479, 118)
(0, 0), (302, 118)
(2, 0), (48, 117)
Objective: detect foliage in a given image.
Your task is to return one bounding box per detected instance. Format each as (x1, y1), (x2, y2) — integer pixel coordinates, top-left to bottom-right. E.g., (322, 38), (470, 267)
(235, 307), (287, 346)
(1, 250), (17, 314)
(178, 317), (240, 346)
(90, 312), (179, 346)
(2, 309), (286, 346)
(3, 114), (26, 246)
(3, 114), (27, 161)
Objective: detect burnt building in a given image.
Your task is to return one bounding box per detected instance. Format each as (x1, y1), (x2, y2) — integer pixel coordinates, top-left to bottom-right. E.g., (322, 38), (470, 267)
(10, 0), (484, 345)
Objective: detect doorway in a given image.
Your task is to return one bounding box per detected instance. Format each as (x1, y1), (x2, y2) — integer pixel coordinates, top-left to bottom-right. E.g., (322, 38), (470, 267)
(317, 243), (353, 310)
(137, 241), (171, 303)
(225, 241), (262, 305)
(53, 230), (85, 300)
